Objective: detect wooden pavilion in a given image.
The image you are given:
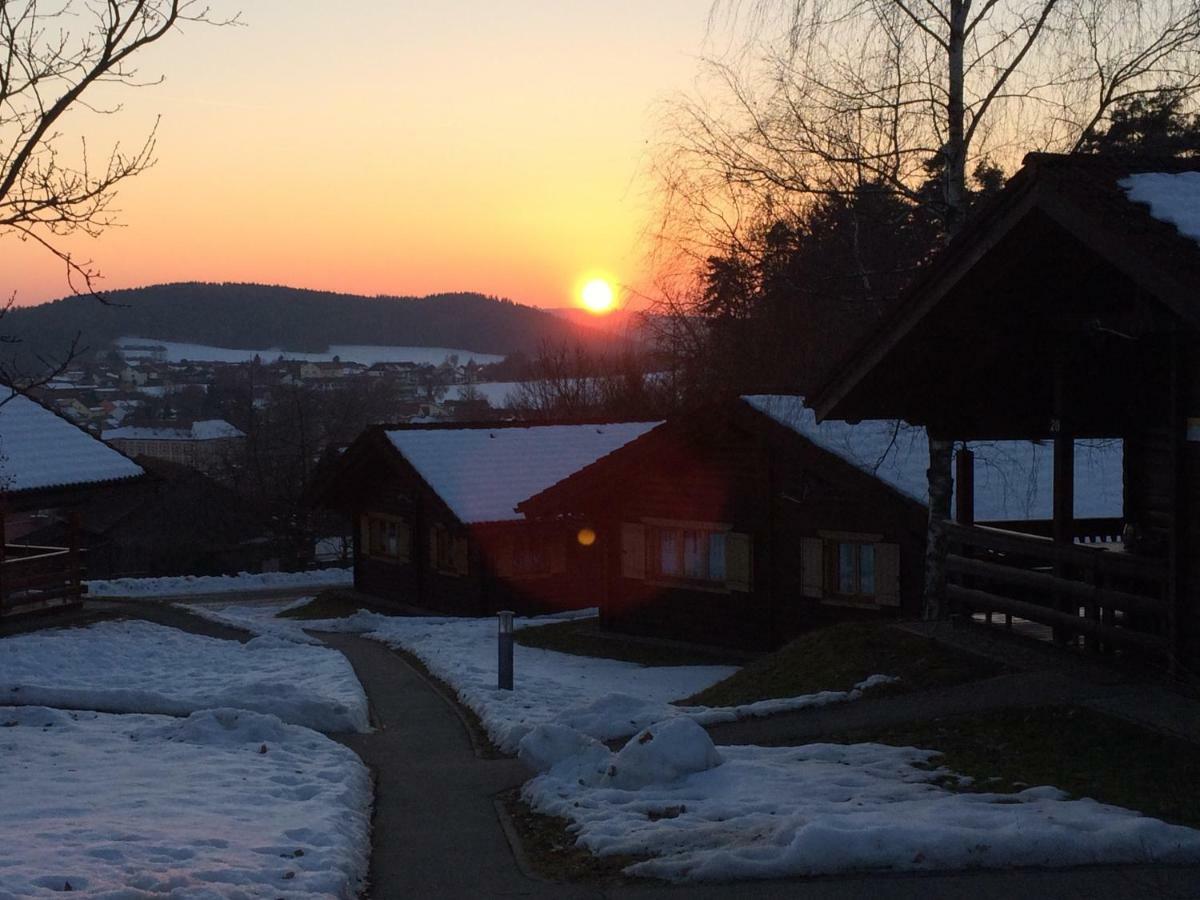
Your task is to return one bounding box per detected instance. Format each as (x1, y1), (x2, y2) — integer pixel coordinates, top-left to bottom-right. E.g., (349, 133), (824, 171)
(0, 393), (144, 616)
(811, 153), (1200, 671)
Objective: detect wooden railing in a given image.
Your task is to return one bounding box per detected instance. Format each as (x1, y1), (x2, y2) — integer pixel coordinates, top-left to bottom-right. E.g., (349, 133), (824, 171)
(975, 517), (1125, 545)
(944, 521), (1169, 656)
(0, 543), (85, 616)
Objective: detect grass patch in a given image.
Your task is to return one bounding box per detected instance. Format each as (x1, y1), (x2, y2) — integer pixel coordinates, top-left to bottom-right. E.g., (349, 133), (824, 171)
(514, 619), (747, 667)
(501, 790), (649, 884)
(278, 588), (405, 620)
(681, 622), (1002, 707)
(826, 706), (1200, 829)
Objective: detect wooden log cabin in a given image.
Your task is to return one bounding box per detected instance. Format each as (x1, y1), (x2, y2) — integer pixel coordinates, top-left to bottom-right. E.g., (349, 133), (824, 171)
(309, 420), (659, 615)
(811, 153), (1200, 672)
(516, 397), (936, 649)
(0, 393), (145, 617)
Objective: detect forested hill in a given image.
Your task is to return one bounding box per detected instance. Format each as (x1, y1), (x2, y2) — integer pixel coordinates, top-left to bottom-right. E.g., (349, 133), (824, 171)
(0, 282), (621, 363)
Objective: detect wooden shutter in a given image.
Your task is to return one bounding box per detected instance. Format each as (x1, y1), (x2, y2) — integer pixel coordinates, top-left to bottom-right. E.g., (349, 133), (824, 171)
(359, 515), (371, 558)
(875, 542), (901, 606)
(726, 532), (753, 592)
(453, 536), (470, 576)
(549, 534), (567, 575)
(396, 521), (412, 563)
(492, 532), (514, 578)
(800, 537), (824, 598)
(620, 523), (645, 579)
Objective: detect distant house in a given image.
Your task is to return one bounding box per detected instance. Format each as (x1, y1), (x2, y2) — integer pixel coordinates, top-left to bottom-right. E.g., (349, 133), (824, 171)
(0, 392), (144, 616)
(310, 420), (659, 615)
(103, 419), (245, 475)
(517, 395), (1122, 649)
(811, 153), (1200, 667)
(24, 457), (287, 580)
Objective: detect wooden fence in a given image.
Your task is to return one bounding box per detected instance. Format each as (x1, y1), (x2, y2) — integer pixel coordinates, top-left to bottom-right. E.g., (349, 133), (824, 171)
(944, 521), (1169, 656)
(0, 543), (85, 616)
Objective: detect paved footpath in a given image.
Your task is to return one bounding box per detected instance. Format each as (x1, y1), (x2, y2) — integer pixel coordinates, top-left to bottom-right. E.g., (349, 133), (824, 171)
(316, 630), (1200, 900)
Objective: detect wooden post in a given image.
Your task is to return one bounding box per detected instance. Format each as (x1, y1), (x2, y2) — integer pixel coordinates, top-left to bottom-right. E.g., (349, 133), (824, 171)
(1052, 361), (1075, 646)
(955, 447), (975, 526)
(1168, 333), (1185, 676)
(68, 511), (82, 606)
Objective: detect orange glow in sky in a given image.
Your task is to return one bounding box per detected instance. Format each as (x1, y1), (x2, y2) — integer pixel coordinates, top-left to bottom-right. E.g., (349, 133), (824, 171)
(580, 278), (616, 314)
(0, 3), (710, 311)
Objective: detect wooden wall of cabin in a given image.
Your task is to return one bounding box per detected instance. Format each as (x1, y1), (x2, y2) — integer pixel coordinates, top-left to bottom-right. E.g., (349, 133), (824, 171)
(578, 418), (926, 649)
(474, 522), (603, 616)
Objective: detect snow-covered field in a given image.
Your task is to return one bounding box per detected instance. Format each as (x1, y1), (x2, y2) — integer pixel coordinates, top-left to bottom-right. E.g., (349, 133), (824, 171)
(521, 719), (1200, 882)
(115, 336), (504, 366)
(0, 705), (371, 898)
(198, 605), (894, 753)
(0, 620), (368, 732)
(88, 567), (352, 598)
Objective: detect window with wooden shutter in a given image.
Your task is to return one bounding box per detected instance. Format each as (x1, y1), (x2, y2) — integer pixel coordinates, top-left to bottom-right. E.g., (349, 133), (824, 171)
(620, 523), (645, 579)
(725, 532), (753, 592)
(452, 536), (470, 576)
(800, 537), (824, 598)
(874, 542), (901, 606)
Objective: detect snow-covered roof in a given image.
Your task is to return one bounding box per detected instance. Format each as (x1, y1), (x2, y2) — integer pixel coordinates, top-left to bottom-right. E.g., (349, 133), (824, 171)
(104, 420), (244, 442)
(742, 395), (1122, 520)
(386, 422), (661, 524)
(1120, 172), (1200, 244)
(0, 393), (144, 495)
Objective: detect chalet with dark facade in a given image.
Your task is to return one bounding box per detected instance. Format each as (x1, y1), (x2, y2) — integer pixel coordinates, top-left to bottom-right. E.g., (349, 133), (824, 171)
(516, 397), (927, 649)
(0, 393), (145, 616)
(310, 420), (659, 615)
(812, 153), (1200, 671)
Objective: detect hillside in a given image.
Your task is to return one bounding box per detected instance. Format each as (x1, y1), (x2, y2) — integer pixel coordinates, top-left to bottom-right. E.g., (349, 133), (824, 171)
(0, 283), (622, 366)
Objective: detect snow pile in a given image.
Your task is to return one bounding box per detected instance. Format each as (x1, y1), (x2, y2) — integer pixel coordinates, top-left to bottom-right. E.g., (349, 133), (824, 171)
(87, 566), (352, 598)
(0, 706), (371, 897)
(1122, 171), (1200, 243)
(523, 734), (1200, 881)
(183, 597), (327, 645)
(0, 620), (368, 732)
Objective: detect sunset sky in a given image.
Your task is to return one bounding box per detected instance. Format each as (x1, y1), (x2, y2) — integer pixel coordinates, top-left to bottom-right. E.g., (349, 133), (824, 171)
(0, 2), (714, 311)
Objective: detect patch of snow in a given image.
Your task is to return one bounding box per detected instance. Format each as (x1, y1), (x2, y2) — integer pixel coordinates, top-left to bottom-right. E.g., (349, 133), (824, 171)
(385, 422), (660, 524)
(0, 620), (368, 732)
(115, 336), (504, 366)
(742, 395), (1123, 519)
(0, 706), (370, 897)
(208, 606), (892, 753)
(523, 733), (1200, 881)
(1121, 171), (1200, 244)
(87, 566), (352, 598)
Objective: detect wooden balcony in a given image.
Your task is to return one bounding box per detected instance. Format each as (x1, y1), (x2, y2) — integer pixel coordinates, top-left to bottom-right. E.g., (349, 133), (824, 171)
(944, 520), (1169, 657)
(0, 543), (85, 617)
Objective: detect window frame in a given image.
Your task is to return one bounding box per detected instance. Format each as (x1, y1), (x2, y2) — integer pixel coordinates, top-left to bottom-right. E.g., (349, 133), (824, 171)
(644, 519), (732, 591)
(831, 540), (877, 600)
(363, 512), (411, 563)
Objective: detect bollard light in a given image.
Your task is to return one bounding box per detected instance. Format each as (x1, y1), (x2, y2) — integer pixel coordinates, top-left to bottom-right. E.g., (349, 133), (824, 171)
(497, 610), (515, 690)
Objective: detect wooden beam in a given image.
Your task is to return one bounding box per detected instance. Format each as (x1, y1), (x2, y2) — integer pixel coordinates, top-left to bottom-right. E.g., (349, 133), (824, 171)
(955, 447), (975, 525)
(946, 583), (1166, 654)
(946, 553), (1165, 615)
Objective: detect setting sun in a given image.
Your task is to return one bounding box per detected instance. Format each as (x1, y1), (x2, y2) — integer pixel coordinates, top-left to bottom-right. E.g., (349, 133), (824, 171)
(580, 277), (616, 314)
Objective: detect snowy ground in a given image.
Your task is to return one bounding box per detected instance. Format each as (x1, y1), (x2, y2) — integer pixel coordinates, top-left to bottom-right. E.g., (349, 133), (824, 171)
(0, 705), (371, 897)
(521, 719), (1200, 882)
(197, 603), (893, 753)
(0, 620), (368, 732)
(87, 567), (352, 598)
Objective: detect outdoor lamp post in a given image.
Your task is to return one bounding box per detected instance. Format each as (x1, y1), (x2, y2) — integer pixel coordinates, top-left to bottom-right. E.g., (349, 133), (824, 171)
(497, 610), (514, 690)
